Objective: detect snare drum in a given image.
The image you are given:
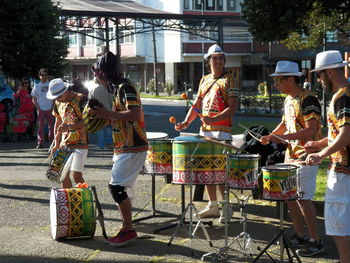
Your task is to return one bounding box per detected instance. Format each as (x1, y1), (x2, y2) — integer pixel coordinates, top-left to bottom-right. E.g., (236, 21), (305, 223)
(229, 154), (260, 189)
(143, 132), (172, 174)
(46, 147), (71, 183)
(50, 187), (96, 240)
(172, 136), (226, 185)
(262, 164), (298, 201)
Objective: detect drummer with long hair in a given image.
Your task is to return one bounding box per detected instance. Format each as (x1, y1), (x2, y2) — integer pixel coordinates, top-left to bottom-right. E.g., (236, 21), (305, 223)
(175, 44), (238, 223)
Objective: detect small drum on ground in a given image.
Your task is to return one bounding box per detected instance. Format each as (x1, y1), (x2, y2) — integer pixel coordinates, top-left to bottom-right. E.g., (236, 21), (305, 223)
(172, 136), (227, 185)
(229, 154), (260, 189)
(46, 147), (72, 183)
(50, 187), (96, 240)
(143, 132), (172, 174)
(262, 164), (298, 201)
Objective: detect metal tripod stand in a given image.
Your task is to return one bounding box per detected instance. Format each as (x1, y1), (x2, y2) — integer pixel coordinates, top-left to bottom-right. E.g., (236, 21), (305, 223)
(168, 141), (213, 252)
(252, 201), (302, 263)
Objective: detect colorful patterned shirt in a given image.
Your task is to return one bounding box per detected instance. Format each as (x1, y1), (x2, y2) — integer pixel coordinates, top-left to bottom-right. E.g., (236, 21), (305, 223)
(198, 72), (238, 133)
(112, 82), (148, 154)
(282, 89), (322, 162)
(327, 86), (350, 175)
(52, 92), (88, 149)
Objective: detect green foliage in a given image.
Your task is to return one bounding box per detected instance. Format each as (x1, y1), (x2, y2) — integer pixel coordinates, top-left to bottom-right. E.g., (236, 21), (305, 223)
(241, 0), (350, 50)
(257, 81), (268, 96)
(0, 0), (69, 79)
(146, 79), (156, 95)
(164, 82), (174, 96)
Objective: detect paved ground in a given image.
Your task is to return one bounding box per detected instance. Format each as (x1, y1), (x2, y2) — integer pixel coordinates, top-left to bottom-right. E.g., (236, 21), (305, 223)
(0, 140), (340, 263)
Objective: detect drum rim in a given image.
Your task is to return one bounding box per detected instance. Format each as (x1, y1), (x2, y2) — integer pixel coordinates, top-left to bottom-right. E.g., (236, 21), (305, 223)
(262, 164), (298, 171)
(229, 153), (261, 159)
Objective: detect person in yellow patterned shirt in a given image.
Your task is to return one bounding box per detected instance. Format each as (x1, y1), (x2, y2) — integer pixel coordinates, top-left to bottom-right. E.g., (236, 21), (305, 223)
(260, 61), (324, 257)
(175, 44), (238, 223)
(47, 78), (88, 189)
(305, 50), (350, 263)
(90, 51), (148, 247)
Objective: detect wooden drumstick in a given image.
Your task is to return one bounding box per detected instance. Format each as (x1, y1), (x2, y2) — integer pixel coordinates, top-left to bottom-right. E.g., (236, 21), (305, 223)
(239, 123), (303, 149)
(181, 93), (203, 118)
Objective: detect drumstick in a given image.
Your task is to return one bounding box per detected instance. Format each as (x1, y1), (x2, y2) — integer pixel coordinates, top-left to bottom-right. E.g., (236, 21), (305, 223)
(181, 93), (203, 118)
(238, 123), (303, 149)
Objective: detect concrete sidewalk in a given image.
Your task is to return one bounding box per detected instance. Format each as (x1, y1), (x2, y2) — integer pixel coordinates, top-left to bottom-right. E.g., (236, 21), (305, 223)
(0, 141), (340, 263)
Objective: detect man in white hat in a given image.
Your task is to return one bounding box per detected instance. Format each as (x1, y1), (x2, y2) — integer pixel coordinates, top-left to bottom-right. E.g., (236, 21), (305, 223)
(260, 61), (324, 257)
(305, 50), (350, 262)
(175, 44), (239, 223)
(47, 78), (89, 188)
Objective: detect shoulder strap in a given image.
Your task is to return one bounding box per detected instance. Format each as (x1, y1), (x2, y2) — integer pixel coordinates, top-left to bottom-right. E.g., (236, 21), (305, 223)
(202, 71), (227, 98)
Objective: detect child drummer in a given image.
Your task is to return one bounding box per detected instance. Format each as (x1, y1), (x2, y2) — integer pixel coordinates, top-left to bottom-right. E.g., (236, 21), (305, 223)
(47, 78), (88, 188)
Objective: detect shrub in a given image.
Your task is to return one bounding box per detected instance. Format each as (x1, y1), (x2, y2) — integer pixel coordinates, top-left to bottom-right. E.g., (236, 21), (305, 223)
(164, 82), (174, 96)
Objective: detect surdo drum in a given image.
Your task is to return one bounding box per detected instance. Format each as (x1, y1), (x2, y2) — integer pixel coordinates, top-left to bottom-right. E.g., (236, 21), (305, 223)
(262, 164), (298, 201)
(228, 154), (260, 189)
(172, 136), (227, 185)
(50, 187), (96, 240)
(143, 132), (172, 174)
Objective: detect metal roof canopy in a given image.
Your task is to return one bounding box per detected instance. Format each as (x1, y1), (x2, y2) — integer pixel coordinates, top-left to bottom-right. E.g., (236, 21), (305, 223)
(58, 0), (243, 48)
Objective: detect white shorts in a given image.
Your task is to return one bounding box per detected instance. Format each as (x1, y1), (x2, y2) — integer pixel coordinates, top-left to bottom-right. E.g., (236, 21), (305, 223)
(297, 165), (318, 200)
(67, 148), (88, 173)
(110, 151), (147, 199)
(325, 170), (350, 236)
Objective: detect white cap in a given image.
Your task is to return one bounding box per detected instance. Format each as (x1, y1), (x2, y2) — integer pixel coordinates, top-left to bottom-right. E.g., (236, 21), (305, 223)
(204, 44), (225, 59)
(270, 61), (303, 77)
(312, 50), (349, 72)
(47, 78), (69, 99)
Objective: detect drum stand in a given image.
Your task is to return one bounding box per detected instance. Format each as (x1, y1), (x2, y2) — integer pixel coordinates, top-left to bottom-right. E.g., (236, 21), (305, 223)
(252, 200), (302, 263)
(168, 142), (213, 251)
(133, 166), (171, 224)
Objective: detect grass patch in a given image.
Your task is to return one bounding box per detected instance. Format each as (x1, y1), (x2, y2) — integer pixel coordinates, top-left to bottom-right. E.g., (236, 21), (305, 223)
(314, 158), (329, 201)
(140, 93), (182, 100)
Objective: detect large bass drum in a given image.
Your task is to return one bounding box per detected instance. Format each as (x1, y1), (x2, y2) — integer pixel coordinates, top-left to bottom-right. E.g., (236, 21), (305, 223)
(50, 187), (96, 240)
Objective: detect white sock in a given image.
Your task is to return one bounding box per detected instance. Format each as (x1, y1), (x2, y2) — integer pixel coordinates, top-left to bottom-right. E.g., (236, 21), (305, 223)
(208, 201), (218, 207)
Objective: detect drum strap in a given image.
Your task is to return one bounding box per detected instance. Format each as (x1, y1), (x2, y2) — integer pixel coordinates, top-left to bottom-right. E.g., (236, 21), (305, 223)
(91, 186), (108, 239)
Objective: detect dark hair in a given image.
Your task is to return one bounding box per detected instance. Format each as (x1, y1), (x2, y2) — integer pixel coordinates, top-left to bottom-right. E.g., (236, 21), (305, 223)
(21, 77), (32, 93)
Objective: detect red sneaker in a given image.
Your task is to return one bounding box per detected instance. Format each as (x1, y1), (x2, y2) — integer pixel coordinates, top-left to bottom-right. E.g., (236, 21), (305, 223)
(107, 229), (137, 247)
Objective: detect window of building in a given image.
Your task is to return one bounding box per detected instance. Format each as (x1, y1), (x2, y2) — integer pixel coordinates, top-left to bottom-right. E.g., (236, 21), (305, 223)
(119, 25), (135, 44)
(184, 0), (190, 9)
(227, 0), (236, 11)
(68, 33), (77, 46)
(82, 29), (95, 46)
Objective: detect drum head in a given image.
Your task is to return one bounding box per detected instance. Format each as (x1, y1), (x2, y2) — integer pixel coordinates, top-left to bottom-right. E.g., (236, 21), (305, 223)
(174, 135), (204, 143)
(262, 164), (298, 171)
(147, 132), (168, 140)
(50, 188), (59, 240)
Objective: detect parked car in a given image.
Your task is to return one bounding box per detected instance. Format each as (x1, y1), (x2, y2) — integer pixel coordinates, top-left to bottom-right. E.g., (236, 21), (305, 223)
(0, 84), (15, 112)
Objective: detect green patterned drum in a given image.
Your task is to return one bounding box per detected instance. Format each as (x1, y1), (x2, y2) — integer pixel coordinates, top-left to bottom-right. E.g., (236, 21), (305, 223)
(172, 136), (227, 184)
(229, 154), (260, 189)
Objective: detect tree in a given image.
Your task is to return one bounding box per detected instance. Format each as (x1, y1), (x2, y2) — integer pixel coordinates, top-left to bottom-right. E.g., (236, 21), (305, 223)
(241, 0), (350, 50)
(0, 0), (69, 79)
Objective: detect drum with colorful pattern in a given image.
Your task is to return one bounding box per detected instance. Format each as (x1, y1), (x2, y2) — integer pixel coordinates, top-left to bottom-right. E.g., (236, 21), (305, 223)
(50, 187), (96, 240)
(262, 164), (298, 201)
(46, 147), (72, 183)
(144, 135), (173, 174)
(228, 154), (260, 189)
(172, 136), (227, 184)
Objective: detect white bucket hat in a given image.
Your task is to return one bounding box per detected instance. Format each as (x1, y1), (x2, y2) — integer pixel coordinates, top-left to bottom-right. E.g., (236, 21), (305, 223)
(204, 44), (225, 59)
(311, 50), (349, 72)
(47, 78), (69, 99)
(270, 61), (303, 77)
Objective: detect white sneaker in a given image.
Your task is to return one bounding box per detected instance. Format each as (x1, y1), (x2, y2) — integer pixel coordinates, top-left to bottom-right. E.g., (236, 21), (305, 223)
(218, 204), (233, 224)
(197, 204), (220, 218)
